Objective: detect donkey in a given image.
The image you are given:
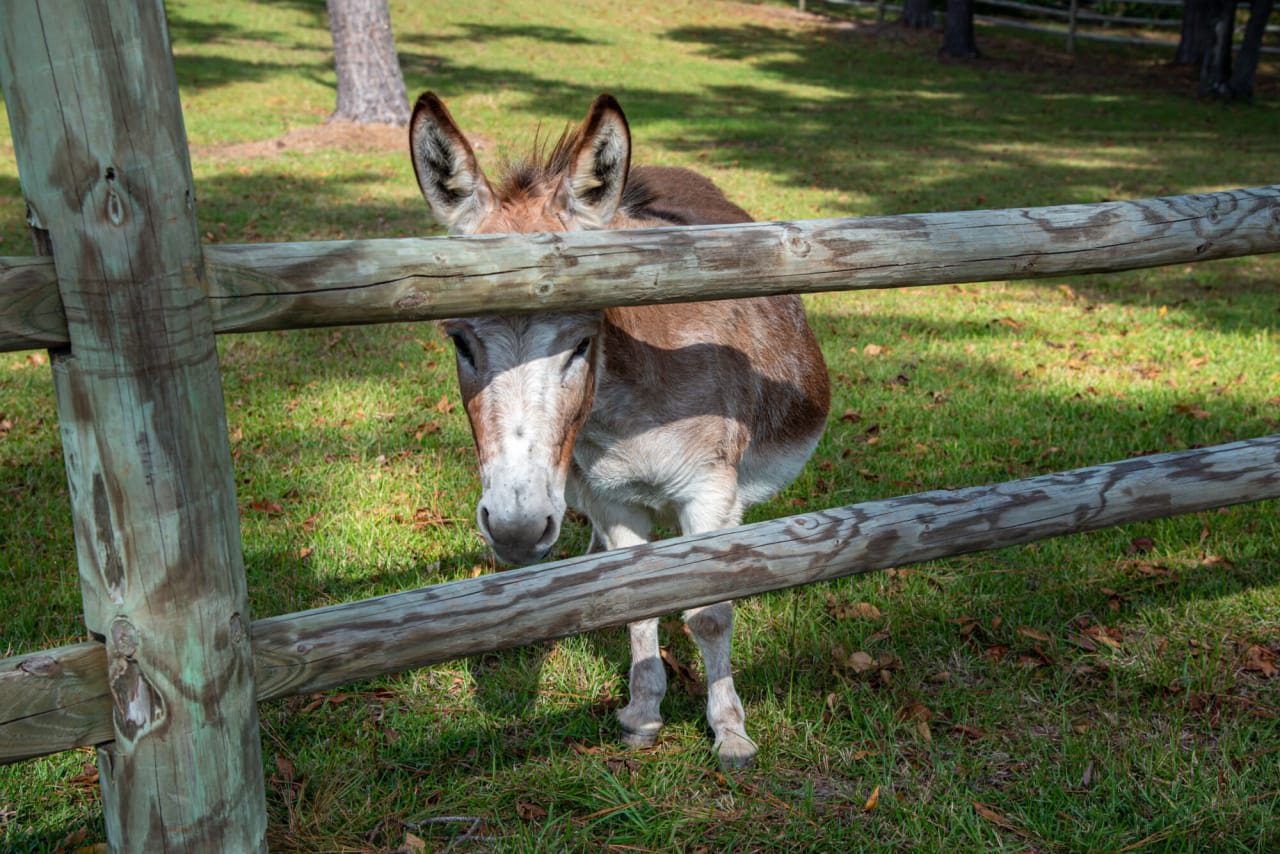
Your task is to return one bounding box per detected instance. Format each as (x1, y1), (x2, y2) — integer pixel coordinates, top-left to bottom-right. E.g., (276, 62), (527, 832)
(409, 92), (830, 769)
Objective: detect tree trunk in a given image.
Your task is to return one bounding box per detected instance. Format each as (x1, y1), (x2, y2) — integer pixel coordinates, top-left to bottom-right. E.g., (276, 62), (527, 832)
(941, 0), (980, 58)
(900, 0), (936, 29)
(327, 0), (410, 125)
(1227, 0), (1276, 99)
(1175, 0), (1213, 65)
(1198, 0), (1237, 95)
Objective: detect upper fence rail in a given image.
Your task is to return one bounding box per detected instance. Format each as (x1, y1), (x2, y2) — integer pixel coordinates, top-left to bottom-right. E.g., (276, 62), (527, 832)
(4, 184), (1279, 353)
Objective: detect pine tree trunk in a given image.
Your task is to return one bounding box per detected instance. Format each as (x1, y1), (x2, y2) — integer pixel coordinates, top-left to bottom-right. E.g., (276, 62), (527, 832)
(941, 0), (979, 58)
(327, 0), (410, 125)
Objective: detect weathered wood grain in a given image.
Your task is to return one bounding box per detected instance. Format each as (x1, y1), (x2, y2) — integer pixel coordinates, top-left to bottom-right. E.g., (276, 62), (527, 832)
(0, 642), (108, 763)
(2, 184), (1278, 352)
(4, 435), (1277, 764)
(0, 2), (266, 850)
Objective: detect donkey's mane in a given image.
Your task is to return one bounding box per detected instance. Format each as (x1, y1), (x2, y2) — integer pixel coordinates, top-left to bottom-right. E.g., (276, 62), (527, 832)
(497, 125), (683, 225)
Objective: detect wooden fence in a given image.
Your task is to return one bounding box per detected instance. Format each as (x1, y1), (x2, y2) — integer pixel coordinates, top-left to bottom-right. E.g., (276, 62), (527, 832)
(818, 0), (1280, 54)
(1, 1), (1279, 850)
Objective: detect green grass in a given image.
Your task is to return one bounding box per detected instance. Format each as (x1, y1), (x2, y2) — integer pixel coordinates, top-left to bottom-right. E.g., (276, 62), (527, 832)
(3, 0), (1280, 850)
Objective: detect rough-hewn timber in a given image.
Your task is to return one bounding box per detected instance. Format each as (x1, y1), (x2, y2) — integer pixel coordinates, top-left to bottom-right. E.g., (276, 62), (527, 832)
(0, 2), (266, 849)
(4, 435), (1277, 764)
(1, 184), (1278, 352)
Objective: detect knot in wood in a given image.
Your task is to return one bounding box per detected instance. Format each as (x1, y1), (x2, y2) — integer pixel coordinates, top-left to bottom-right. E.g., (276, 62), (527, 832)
(534, 279), (555, 299)
(394, 292), (429, 311)
(19, 654), (61, 677)
(111, 618), (139, 657)
(104, 166), (125, 226)
(785, 235), (811, 258)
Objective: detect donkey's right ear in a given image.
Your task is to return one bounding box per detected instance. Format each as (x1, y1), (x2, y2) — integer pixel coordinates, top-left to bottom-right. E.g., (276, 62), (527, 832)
(409, 93), (495, 233)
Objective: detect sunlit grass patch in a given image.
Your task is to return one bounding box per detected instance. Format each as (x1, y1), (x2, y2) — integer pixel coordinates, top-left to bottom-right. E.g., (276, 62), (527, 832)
(1, 0), (1278, 850)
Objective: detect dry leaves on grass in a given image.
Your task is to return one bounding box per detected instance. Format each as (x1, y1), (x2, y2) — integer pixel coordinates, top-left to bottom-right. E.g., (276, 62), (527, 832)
(515, 801), (548, 821)
(863, 785), (880, 811)
(824, 591), (881, 621)
(1241, 643), (1279, 678)
(660, 646), (704, 695)
(833, 645), (900, 687)
(897, 700), (934, 743)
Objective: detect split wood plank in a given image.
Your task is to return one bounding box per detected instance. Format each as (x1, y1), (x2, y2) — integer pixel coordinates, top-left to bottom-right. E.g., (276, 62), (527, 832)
(0, 2), (266, 849)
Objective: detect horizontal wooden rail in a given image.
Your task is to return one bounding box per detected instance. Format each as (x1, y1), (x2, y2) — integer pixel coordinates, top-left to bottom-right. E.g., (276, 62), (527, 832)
(2, 185), (1278, 353)
(4, 434), (1278, 764)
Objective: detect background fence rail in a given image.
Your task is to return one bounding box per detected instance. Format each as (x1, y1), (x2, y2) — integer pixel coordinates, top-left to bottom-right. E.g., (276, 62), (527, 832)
(819, 0), (1280, 53)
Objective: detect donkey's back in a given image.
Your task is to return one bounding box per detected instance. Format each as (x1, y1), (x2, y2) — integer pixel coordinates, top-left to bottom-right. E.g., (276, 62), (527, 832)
(576, 166), (830, 528)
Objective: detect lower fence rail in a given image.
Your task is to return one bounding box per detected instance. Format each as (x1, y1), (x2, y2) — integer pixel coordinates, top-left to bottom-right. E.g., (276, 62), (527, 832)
(4, 433), (1278, 765)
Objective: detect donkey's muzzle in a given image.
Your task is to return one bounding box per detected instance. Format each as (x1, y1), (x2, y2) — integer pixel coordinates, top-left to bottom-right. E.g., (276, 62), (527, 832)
(478, 502), (560, 565)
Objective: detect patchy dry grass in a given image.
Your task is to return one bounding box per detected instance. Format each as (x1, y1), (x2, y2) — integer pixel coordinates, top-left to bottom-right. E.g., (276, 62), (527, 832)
(2, 0), (1279, 851)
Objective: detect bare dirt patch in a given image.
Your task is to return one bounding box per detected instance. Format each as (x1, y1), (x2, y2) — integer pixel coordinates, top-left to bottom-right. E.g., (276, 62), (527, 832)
(191, 119), (494, 161)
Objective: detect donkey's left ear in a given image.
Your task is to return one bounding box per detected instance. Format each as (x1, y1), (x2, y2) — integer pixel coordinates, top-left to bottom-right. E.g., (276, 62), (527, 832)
(556, 94), (631, 229)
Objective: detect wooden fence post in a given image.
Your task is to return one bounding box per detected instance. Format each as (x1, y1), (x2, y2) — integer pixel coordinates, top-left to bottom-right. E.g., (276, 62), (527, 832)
(0, 2), (267, 850)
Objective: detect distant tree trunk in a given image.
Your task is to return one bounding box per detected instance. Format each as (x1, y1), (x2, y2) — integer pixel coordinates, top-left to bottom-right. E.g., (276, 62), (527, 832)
(901, 0), (936, 29)
(1227, 0), (1276, 99)
(1198, 0), (1237, 95)
(941, 0), (979, 58)
(1175, 0), (1213, 65)
(327, 0), (410, 125)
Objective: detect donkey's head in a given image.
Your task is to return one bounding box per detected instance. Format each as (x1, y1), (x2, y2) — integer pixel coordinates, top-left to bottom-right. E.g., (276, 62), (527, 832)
(410, 92), (631, 564)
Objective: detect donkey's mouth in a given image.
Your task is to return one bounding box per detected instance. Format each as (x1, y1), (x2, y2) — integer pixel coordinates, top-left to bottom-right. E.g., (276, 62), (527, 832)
(481, 507), (560, 566)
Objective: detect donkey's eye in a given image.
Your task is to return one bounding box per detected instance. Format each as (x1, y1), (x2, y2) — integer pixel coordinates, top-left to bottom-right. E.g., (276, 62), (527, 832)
(450, 333), (476, 369)
(570, 337), (593, 362)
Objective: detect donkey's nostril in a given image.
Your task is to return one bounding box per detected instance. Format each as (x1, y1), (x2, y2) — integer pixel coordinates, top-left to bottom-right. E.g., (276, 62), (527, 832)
(478, 505), (492, 537)
(538, 515), (557, 547)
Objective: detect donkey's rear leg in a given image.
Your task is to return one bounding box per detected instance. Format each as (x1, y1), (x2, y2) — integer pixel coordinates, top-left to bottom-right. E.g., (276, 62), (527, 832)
(587, 505), (666, 748)
(680, 494), (757, 769)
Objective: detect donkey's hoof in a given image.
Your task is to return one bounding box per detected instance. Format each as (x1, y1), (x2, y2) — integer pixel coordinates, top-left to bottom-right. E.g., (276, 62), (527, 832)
(619, 725), (661, 749)
(714, 730), (758, 770)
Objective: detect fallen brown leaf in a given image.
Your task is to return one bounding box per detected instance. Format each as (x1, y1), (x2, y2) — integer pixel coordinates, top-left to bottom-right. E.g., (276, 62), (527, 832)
(837, 648), (877, 674)
(864, 785), (881, 810)
(515, 801), (548, 821)
(1172, 403), (1211, 419)
(1242, 644), (1278, 678)
(1016, 626), (1051, 643)
(972, 801), (1018, 832)
(825, 591), (882, 620)
(1128, 536), (1156, 554)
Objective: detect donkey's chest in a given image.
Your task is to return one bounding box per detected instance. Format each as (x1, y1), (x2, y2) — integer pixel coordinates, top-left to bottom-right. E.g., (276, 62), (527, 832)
(571, 411), (742, 511)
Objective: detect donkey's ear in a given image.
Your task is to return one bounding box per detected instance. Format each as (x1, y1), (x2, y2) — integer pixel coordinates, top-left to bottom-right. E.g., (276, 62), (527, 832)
(409, 92), (495, 233)
(556, 94), (631, 229)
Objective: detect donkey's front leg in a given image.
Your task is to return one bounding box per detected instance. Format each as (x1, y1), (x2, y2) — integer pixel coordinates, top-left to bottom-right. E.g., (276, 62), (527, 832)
(617, 617), (666, 747)
(685, 601), (756, 769)
(679, 488), (756, 769)
(583, 503), (667, 748)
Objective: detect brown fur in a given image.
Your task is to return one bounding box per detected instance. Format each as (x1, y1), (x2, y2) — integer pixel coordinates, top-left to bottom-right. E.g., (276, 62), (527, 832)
(410, 92), (830, 769)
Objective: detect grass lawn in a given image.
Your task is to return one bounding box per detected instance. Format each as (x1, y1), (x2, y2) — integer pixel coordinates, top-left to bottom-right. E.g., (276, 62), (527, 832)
(2, 0), (1279, 850)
